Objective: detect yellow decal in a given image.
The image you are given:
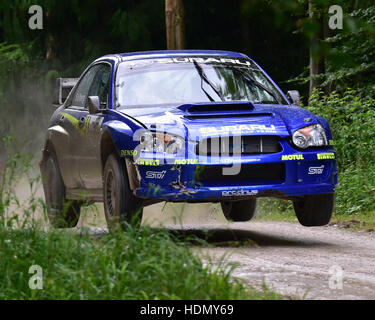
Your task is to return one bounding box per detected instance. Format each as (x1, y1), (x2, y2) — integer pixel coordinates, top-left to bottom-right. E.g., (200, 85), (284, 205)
(317, 152), (335, 160)
(60, 112), (90, 135)
(121, 149), (138, 157)
(281, 154), (304, 161)
(84, 116), (91, 132)
(135, 159), (160, 166)
(174, 159), (199, 165)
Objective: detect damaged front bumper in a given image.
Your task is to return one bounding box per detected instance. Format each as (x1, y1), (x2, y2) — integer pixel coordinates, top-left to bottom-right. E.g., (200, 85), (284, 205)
(130, 147), (338, 202)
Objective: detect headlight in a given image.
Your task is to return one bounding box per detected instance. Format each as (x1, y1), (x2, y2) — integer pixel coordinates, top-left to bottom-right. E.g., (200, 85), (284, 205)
(292, 124), (328, 149)
(140, 131), (184, 154)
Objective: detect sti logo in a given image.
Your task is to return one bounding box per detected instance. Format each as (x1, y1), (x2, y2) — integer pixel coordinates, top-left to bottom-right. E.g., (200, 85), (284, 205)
(308, 165), (324, 175)
(145, 170), (166, 179)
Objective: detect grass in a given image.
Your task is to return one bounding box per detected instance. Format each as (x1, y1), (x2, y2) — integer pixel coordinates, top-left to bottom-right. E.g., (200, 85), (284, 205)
(0, 224), (286, 300)
(256, 199), (297, 223)
(328, 212), (375, 232)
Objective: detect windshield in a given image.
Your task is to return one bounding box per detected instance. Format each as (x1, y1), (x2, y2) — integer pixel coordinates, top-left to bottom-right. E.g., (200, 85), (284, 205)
(115, 57), (287, 107)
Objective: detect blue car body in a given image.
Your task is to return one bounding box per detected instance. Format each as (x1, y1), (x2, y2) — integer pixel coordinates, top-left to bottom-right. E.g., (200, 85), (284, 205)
(42, 50), (337, 209)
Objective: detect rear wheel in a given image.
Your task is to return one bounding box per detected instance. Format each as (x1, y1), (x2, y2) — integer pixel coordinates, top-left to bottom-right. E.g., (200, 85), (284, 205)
(221, 199), (257, 222)
(293, 193), (334, 226)
(103, 154), (143, 231)
(43, 151), (81, 228)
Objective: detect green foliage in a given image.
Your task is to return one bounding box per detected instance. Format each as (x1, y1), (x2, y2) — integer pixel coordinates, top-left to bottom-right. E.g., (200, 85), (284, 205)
(0, 226), (262, 299)
(287, 3), (375, 98)
(323, 6), (375, 97)
(308, 89), (375, 168)
(257, 198), (295, 222)
(308, 89), (375, 214)
(0, 43), (30, 102)
(0, 136), (43, 229)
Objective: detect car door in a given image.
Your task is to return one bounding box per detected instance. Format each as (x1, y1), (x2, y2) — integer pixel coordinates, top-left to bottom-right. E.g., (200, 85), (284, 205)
(78, 63), (112, 189)
(61, 64), (103, 189)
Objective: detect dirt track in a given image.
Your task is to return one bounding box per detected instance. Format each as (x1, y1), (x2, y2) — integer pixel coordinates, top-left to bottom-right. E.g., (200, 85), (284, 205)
(185, 221), (375, 300)
(88, 203), (375, 300)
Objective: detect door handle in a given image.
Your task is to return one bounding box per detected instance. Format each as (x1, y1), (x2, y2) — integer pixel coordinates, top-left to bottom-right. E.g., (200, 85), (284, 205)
(78, 117), (86, 128)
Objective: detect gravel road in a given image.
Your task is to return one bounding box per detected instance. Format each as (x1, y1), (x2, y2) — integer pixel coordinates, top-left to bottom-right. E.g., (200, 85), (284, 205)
(84, 202), (375, 300)
(185, 221), (375, 300)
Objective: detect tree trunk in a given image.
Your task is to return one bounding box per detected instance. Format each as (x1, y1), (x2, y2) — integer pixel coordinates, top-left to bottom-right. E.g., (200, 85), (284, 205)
(309, 1), (325, 98)
(165, 0), (185, 50)
(45, 10), (56, 60)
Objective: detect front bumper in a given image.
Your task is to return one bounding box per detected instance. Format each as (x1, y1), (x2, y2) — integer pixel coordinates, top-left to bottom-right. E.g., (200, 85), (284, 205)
(135, 182), (336, 201)
(132, 144), (337, 201)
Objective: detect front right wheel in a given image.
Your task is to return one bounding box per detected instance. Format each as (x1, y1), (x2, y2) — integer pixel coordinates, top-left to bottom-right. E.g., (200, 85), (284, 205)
(103, 154), (143, 231)
(293, 193), (334, 227)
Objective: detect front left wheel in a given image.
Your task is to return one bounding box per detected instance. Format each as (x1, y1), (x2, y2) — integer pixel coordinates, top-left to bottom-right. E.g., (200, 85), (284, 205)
(103, 154), (143, 231)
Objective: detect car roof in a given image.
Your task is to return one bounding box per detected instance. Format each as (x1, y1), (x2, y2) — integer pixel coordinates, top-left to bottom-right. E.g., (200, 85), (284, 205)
(95, 50), (247, 63)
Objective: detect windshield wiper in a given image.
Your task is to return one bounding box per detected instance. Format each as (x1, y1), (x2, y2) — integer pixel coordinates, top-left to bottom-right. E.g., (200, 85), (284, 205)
(234, 68), (281, 104)
(193, 60), (224, 102)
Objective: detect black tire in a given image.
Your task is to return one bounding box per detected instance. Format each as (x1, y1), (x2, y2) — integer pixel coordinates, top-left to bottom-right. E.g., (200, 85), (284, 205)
(43, 151), (81, 228)
(221, 199), (257, 222)
(103, 154), (143, 231)
(293, 193), (334, 227)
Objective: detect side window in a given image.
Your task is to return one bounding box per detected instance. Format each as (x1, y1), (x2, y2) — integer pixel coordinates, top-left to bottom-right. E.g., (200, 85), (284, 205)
(70, 65), (101, 109)
(88, 64), (111, 108)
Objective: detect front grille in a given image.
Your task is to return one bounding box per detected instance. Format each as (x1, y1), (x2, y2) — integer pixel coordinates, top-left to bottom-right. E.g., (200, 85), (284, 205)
(195, 163), (285, 186)
(195, 136), (282, 156)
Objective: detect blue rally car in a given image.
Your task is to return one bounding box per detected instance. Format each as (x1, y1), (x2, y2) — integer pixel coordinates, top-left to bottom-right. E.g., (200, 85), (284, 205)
(40, 50), (337, 230)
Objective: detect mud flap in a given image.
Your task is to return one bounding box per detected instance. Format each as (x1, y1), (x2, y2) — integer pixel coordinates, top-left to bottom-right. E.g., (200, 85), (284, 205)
(125, 158), (140, 192)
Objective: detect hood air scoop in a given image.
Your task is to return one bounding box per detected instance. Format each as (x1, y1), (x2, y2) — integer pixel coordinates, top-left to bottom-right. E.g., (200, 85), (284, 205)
(178, 101), (272, 119)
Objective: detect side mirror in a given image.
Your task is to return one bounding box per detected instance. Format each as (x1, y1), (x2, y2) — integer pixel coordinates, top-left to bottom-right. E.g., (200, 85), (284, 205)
(88, 96), (102, 114)
(287, 90), (300, 106)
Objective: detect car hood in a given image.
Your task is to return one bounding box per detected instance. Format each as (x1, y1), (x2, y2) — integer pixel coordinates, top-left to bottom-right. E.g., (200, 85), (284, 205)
(117, 101), (320, 140)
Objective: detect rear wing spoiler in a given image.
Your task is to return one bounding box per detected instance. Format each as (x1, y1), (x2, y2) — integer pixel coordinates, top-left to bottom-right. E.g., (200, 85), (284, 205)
(53, 78), (79, 106)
